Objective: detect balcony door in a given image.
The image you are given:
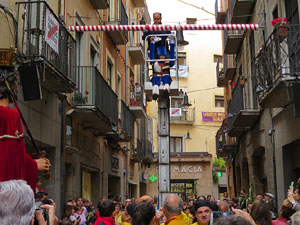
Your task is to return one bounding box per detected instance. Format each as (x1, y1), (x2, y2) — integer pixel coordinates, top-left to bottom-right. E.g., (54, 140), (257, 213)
(285, 0), (300, 74)
(75, 18), (87, 97)
(90, 45), (98, 104)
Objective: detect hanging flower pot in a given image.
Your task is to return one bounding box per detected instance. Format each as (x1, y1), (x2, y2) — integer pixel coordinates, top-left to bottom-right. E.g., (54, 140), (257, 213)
(278, 26), (289, 43)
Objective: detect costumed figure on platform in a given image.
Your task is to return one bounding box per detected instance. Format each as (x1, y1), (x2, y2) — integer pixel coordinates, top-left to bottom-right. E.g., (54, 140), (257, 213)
(149, 36), (175, 100)
(0, 68), (50, 191)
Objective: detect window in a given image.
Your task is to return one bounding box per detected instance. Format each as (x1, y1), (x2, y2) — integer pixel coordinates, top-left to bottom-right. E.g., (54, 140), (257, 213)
(285, 0), (299, 24)
(107, 60), (112, 87)
(214, 54), (222, 63)
(178, 52), (186, 66)
(170, 137), (183, 152)
(171, 181), (194, 201)
(108, 0), (115, 22)
(215, 95), (224, 108)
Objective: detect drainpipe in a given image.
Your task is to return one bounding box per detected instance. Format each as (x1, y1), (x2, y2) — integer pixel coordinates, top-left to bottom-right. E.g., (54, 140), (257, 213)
(125, 0), (129, 200)
(60, 95), (66, 217)
(269, 109), (278, 210)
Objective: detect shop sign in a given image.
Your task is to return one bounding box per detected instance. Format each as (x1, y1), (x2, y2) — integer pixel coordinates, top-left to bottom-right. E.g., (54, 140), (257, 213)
(174, 166), (202, 173)
(202, 112), (225, 122)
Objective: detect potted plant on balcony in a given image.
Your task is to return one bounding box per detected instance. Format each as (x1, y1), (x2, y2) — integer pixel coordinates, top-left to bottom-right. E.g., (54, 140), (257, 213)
(239, 75), (247, 87)
(272, 17), (290, 42)
(72, 92), (88, 105)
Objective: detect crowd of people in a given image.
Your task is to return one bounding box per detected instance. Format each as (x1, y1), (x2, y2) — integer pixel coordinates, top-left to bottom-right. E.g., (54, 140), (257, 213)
(3, 178), (300, 225)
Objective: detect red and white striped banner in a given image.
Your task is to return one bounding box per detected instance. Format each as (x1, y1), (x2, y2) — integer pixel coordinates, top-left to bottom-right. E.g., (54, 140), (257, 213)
(68, 24), (260, 32)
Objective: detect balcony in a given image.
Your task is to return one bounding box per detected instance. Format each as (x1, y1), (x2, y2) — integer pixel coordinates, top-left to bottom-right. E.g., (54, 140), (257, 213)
(216, 120), (238, 157)
(119, 100), (134, 141)
(129, 85), (147, 118)
(16, 1), (76, 93)
(128, 44), (145, 65)
(107, 1), (128, 45)
(132, 0), (146, 7)
(215, 0), (226, 24)
(90, 0), (109, 9)
(71, 66), (119, 136)
(224, 13), (244, 54)
(224, 54), (236, 81)
(255, 25), (300, 108)
(228, 79), (247, 137)
(132, 139), (143, 163)
(229, 0), (255, 24)
(223, 78), (260, 136)
(224, 28), (244, 54)
(216, 58), (227, 87)
(170, 107), (195, 124)
(143, 140), (153, 163)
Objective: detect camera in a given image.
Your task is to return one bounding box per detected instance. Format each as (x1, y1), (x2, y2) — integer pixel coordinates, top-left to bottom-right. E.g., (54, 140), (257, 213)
(34, 202), (49, 225)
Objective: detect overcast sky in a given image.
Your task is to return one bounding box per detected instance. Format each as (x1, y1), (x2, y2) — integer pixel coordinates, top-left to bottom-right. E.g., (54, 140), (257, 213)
(146, 0), (216, 24)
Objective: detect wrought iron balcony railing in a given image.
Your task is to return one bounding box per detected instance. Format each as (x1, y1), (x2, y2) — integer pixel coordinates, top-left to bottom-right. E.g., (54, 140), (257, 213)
(136, 138), (144, 161)
(224, 12), (244, 54)
(255, 25), (300, 99)
(216, 58), (226, 86)
(170, 107), (195, 124)
(223, 54), (237, 81)
(120, 100), (134, 138)
(16, 1), (76, 86)
(107, 0), (128, 44)
(227, 79), (244, 133)
(229, 0), (255, 24)
(72, 66), (118, 126)
(216, 118), (238, 157)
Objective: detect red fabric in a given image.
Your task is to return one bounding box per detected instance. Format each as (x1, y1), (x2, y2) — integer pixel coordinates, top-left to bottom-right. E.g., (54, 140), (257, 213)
(94, 216), (115, 225)
(272, 217), (288, 225)
(0, 106), (37, 191)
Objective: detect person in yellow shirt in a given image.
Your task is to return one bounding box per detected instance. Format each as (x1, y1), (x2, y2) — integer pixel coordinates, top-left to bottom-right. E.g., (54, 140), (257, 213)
(117, 203), (137, 225)
(183, 207), (194, 225)
(153, 194), (189, 225)
(192, 200), (212, 225)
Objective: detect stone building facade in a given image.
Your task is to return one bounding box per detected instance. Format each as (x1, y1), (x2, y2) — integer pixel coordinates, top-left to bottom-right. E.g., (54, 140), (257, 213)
(215, 0), (300, 208)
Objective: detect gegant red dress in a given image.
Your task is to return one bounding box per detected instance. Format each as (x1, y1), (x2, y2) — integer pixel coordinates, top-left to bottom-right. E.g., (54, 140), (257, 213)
(0, 105), (37, 190)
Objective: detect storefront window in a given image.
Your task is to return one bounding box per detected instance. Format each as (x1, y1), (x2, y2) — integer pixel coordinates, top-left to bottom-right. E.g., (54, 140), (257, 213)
(82, 170), (91, 200)
(170, 180), (194, 201)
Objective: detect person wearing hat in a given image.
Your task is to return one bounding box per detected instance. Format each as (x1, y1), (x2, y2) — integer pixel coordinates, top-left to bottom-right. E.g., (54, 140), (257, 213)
(264, 193), (277, 219)
(0, 68), (50, 191)
(193, 200), (212, 225)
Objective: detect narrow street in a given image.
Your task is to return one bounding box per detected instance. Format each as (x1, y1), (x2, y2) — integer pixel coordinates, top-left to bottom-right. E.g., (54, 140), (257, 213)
(1, 0), (300, 225)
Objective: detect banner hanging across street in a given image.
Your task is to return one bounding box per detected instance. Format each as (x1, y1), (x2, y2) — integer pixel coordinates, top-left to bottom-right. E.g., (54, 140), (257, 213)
(68, 24), (260, 32)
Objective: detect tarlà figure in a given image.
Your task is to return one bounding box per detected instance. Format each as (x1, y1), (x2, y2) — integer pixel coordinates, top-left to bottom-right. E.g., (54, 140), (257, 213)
(149, 36), (175, 100)
(0, 68), (50, 191)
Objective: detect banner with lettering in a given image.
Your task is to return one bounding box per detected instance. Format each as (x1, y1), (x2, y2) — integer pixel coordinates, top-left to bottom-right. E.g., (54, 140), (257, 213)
(45, 9), (59, 54)
(202, 112), (225, 122)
